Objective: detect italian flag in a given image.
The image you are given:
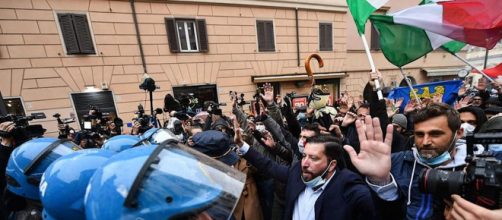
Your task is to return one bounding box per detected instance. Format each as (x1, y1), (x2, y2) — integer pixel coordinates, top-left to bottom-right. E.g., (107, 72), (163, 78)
(370, 14), (465, 67)
(389, 0), (502, 49)
(346, 0), (389, 34)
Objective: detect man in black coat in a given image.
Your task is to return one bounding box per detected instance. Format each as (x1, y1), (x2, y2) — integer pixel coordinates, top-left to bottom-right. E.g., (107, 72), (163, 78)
(234, 129), (377, 220)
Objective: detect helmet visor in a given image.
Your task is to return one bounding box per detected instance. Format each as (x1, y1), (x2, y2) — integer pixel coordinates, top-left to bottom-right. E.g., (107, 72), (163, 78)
(126, 144), (245, 220)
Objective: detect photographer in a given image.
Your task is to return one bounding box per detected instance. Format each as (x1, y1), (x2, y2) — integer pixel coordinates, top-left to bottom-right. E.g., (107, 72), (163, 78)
(1, 121), (16, 194)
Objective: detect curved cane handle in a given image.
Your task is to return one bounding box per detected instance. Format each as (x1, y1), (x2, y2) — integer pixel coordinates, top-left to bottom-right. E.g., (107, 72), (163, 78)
(304, 54), (324, 86)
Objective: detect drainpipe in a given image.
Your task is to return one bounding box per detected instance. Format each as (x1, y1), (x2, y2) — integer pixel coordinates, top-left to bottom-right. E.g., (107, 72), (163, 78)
(130, 0), (147, 74)
(295, 8), (300, 67)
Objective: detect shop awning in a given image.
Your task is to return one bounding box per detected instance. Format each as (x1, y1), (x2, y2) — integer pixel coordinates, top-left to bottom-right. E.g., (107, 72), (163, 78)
(422, 68), (463, 77)
(251, 72), (346, 83)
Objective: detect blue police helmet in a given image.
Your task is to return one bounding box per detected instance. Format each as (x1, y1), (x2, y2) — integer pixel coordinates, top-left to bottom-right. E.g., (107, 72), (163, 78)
(85, 143), (245, 219)
(40, 149), (115, 220)
(5, 138), (81, 200)
(102, 135), (141, 153)
(140, 127), (159, 140)
(139, 128), (179, 145)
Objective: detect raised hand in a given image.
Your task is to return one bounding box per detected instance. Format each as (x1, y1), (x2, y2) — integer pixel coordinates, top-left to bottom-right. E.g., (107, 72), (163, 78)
(233, 116), (244, 147)
(341, 111), (357, 127)
(432, 93), (443, 103)
(260, 83), (274, 105)
(343, 116), (393, 183)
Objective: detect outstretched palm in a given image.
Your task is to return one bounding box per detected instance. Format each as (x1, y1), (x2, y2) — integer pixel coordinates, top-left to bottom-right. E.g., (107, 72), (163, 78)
(260, 83), (274, 105)
(344, 116), (393, 182)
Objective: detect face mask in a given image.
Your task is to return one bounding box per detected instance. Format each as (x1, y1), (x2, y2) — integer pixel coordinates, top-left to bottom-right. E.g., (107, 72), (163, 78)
(298, 139), (305, 153)
(256, 125), (266, 133)
(302, 160), (334, 189)
(489, 144), (502, 152)
(416, 132), (457, 166)
(461, 123), (475, 137)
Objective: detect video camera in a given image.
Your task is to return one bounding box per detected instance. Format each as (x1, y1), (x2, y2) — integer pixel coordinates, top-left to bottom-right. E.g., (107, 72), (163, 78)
(419, 132), (502, 209)
(132, 104), (152, 134)
(0, 113), (46, 145)
(53, 113), (75, 139)
(204, 101), (226, 115)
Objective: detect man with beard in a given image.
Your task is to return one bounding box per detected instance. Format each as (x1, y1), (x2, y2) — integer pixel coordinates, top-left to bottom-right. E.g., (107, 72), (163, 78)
(344, 103), (466, 219)
(235, 128), (377, 220)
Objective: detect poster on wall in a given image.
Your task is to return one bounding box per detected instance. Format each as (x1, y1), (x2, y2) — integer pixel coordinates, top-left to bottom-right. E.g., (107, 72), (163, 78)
(291, 96), (308, 110)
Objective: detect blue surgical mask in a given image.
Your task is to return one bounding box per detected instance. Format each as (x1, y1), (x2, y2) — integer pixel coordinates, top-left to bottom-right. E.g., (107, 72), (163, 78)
(416, 132), (457, 166)
(302, 160), (334, 190)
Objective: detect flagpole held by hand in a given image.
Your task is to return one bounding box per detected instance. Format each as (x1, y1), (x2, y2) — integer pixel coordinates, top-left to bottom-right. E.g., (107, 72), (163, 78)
(360, 33), (384, 100)
(448, 51), (495, 83)
(399, 67), (421, 105)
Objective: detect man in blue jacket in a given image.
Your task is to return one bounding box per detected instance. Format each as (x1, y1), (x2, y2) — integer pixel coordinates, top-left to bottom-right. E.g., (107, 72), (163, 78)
(235, 128), (377, 220)
(344, 103), (467, 219)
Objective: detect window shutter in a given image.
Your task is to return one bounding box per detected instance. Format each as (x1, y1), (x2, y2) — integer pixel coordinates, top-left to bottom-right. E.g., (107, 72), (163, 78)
(165, 18), (180, 53)
(72, 14), (95, 54)
(257, 21), (266, 51)
(265, 21), (275, 51)
(257, 20), (275, 52)
(58, 13), (80, 55)
(320, 23), (333, 51)
(371, 23), (381, 50)
(197, 19), (208, 52)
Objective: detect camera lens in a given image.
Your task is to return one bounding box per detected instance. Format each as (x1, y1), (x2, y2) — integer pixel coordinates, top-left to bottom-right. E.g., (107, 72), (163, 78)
(419, 169), (465, 197)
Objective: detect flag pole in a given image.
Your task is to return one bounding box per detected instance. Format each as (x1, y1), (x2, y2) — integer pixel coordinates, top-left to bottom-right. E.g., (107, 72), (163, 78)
(399, 67), (421, 105)
(360, 33), (384, 100)
(448, 52), (494, 82)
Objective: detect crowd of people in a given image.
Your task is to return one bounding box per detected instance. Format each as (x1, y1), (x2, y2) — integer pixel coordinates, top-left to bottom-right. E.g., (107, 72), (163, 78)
(1, 70), (502, 220)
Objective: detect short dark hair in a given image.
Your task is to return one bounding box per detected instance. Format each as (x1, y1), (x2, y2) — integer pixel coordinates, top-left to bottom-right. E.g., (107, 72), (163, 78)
(303, 122), (321, 135)
(358, 103), (370, 110)
(413, 103), (460, 132)
(306, 135), (346, 169)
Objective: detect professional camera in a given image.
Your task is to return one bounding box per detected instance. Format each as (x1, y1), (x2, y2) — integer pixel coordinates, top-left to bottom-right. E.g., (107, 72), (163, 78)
(53, 113), (75, 139)
(419, 132), (502, 209)
(204, 101), (226, 115)
(132, 104), (152, 134)
(77, 130), (102, 149)
(0, 113), (46, 145)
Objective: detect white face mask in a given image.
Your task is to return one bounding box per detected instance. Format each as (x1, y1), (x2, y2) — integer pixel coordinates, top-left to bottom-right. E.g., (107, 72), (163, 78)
(298, 139), (305, 153)
(461, 123), (476, 137)
(256, 125), (266, 133)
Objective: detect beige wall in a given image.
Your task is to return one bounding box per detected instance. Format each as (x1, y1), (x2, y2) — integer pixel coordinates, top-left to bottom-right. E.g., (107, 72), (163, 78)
(0, 0), (348, 135)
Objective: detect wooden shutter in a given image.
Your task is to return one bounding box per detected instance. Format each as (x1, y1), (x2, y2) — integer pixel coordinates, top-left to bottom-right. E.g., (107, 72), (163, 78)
(320, 23), (333, 51)
(257, 20), (275, 52)
(72, 14), (95, 54)
(165, 18), (180, 53)
(265, 21), (275, 51)
(58, 13), (80, 54)
(197, 19), (208, 52)
(370, 23), (381, 50)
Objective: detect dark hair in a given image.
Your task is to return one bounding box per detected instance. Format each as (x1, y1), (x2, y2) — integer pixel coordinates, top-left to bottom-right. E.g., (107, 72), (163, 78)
(357, 103), (370, 111)
(306, 135), (346, 169)
(303, 122), (321, 135)
(413, 103), (460, 132)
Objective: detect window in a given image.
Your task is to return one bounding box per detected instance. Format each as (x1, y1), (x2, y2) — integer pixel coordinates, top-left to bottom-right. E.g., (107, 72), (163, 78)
(256, 20), (275, 52)
(165, 18), (208, 53)
(319, 23), (333, 51)
(57, 13), (96, 55)
(370, 22), (381, 50)
(70, 91), (118, 130)
(173, 84), (218, 113)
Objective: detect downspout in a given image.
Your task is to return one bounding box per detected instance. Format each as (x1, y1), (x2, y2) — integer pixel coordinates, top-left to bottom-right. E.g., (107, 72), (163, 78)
(130, 0), (147, 74)
(295, 8), (300, 67)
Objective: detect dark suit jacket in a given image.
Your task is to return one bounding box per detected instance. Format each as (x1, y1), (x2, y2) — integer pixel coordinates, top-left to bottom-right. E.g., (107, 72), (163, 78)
(243, 147), (378, 220)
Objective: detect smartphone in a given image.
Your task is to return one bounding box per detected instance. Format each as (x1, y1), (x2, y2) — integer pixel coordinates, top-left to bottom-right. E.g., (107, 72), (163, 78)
(127, 122), (133, 128)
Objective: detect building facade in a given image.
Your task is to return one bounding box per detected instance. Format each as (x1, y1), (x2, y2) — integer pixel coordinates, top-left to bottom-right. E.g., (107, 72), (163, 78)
(0, 0), (465, 135)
